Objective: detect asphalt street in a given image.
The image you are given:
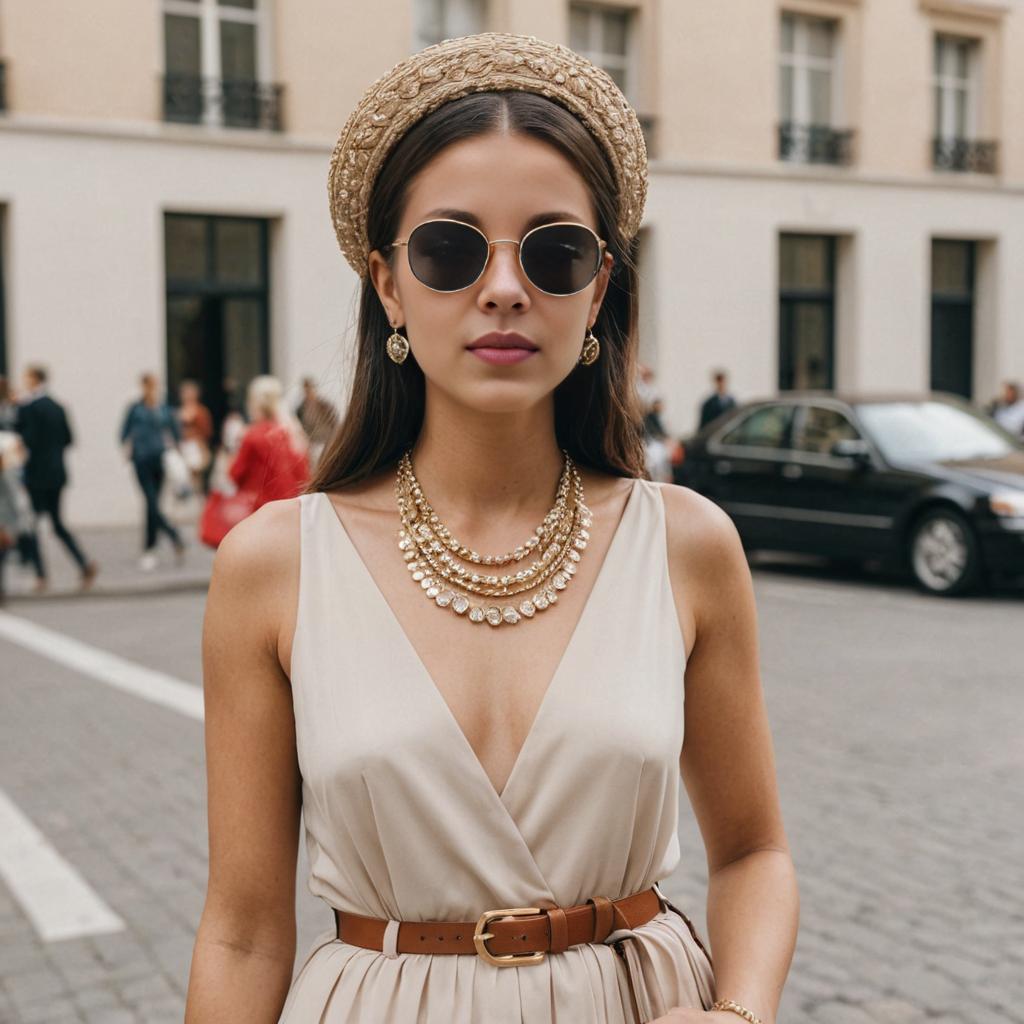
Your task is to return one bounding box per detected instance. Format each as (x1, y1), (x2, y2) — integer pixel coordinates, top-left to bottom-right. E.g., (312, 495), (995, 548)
(0, 553), (1021, 1024)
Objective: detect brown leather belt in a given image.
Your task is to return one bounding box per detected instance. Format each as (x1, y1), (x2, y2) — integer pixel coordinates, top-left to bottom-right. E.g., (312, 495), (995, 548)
(334, 886), (664, 966)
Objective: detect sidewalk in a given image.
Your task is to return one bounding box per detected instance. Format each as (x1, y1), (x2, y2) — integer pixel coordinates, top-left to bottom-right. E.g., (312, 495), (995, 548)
(1, 499), (215, 602)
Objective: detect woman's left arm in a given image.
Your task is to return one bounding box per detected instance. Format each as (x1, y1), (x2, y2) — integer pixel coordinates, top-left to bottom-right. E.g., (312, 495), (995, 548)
(662, 486), (799, 1024)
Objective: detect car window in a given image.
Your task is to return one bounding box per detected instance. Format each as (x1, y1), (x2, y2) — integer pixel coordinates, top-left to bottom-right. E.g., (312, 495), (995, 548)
(793, 405), (861, 454)
(718, 405), (794, 449)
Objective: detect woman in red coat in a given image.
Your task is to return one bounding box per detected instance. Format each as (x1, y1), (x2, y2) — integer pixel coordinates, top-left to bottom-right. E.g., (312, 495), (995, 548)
(228, 376), (311, 510)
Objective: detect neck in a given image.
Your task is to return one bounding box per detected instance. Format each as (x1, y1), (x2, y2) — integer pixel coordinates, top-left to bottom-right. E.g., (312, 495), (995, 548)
(407, 390), (566, 527)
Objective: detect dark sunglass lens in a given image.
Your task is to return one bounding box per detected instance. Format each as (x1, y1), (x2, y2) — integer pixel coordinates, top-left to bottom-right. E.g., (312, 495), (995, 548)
(521, 225), (600, 294)
(406, 221), (488, 291)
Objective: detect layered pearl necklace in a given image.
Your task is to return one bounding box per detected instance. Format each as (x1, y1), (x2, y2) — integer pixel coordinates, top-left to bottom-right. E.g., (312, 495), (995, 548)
(394, 449), (592, 627)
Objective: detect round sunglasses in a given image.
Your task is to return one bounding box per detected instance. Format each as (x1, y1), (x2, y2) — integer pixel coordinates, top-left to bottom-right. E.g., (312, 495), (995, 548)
(386, 218), (607, 296)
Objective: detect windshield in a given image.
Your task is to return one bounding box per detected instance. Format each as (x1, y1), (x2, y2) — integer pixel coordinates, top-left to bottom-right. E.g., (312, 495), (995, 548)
(857, 400), (1022, 462)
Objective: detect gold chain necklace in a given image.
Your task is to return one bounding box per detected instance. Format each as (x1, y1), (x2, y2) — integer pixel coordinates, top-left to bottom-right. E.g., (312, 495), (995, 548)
(393, 449), (592, 626)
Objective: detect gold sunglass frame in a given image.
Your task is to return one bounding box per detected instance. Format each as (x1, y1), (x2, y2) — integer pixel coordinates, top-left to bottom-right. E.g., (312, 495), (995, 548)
(386, 218), (608, 296)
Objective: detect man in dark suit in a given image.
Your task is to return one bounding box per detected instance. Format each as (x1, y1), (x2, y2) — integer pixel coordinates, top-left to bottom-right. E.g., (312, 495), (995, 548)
(698, 368), (738, 431)
(14, 364), (98, 592)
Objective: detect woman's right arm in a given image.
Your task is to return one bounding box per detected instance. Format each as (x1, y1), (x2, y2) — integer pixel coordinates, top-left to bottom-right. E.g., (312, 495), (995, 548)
(184, 499), (303, 1023)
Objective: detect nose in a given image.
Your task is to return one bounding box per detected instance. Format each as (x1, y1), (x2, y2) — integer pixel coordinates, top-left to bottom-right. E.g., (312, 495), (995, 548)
(476, 240), (531, 312)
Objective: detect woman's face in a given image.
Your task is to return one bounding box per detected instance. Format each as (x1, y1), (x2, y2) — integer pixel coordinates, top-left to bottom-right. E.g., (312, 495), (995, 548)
(368, 131), (614, 414)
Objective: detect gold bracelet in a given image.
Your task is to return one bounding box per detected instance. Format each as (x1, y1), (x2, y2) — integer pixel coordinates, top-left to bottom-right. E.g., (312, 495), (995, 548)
(711, 998), (765, 1024)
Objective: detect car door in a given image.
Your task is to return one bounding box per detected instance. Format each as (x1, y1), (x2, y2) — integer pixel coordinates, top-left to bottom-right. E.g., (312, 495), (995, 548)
(777, 402), (906, 558)
(704, 402), (798, 549)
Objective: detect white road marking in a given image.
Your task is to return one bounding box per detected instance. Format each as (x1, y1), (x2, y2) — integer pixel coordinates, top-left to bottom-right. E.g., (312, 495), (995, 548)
(0, 610), (204, 721)
(0, 788), (125, 941)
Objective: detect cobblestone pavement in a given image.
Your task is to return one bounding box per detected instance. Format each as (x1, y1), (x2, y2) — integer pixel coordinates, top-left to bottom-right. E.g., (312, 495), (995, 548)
(0, 564), (1020, 1023)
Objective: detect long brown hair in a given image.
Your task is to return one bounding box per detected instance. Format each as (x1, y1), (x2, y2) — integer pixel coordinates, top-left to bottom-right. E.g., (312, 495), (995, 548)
(306, 90), (648, 495)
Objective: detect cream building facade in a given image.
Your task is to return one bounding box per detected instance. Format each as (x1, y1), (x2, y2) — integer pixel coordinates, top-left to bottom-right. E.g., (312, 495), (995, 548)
(1, 0), (1022, 525)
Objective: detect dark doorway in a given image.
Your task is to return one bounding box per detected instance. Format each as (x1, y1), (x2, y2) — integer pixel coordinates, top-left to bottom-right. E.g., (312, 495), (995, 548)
(164, 214), (270, 441)
(930, 239), (975, 399)
(779, 234), (836, 391)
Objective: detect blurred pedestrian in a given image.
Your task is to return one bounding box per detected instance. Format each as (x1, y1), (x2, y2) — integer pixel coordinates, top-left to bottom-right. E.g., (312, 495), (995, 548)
(119, 372), (186, 572)
(698, 368), (737, 430)
(0, 446), (19, 604)
(987, 381), (1024, 438)
(229, 375), (310, 511)
(294, 376), (340, 469)
(13, 365), (98, 593)
(0, 374), (18, 431)
(177, 378), (215, 496)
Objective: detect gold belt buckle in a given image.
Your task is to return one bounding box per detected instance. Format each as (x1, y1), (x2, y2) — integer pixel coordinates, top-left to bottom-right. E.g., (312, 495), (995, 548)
(473, 907), (546, 966)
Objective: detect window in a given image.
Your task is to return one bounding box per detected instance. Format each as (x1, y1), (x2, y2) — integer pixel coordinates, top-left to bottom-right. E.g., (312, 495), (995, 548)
(569, 5), (634, 98)
(778, 13), (852, 165)
(792, 406), (860, 455)
(0, 209), (6, 377)
(164, 214), (271, 433)
(779, 234), (836, 392)
(414, 0), (488, 50)
(930, 239), (975, 399)
(162, 0), (281, 130)
(719, 406), (795, 450)
(932, 34), (994, 172)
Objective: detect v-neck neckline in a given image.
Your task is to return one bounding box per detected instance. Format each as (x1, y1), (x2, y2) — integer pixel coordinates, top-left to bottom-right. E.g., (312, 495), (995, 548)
(317, 476), (641, 806)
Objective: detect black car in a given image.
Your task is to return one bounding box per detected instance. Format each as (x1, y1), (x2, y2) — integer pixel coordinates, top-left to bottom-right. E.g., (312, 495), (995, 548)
(674, 391), (1024, 595)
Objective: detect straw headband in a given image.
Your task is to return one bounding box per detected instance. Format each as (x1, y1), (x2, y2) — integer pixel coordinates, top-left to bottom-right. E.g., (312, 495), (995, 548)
(327, 32), (649, 279)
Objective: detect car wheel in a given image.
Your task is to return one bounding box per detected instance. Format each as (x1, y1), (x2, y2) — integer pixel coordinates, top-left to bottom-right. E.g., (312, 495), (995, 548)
(908, 507), (983, 596)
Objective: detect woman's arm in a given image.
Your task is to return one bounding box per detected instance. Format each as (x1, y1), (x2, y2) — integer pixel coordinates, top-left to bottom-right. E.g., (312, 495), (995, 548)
(663, 486), (799, 1024)
(184, 499), (303, 1024)
(228, 431), (256, 489)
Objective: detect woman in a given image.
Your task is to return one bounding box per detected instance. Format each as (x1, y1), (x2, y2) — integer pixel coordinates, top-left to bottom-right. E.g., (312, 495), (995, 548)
(119, 372), (185, 572)
(176, 378), (215, 497)
(185, 33), (797, 1024)
(227, 375), (310, 511)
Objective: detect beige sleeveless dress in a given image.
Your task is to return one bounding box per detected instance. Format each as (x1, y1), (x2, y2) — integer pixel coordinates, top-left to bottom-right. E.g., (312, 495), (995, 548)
(279, 477), (716, 1023)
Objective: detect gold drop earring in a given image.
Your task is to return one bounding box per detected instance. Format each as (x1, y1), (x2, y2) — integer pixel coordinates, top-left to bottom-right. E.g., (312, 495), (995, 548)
(579, 327), (600, 366)
(386, 320), (409, 364)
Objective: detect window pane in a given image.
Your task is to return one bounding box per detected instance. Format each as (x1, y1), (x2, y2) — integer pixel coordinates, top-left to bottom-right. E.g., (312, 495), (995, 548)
(932, 240), (972, 296)
(934, 83), (944, 136)
(569, 7), (590, 51)
(954, 87), (968, 136)
(791, 305), (830, 389)
(808, 68), (831, 125)
(165, 14), (201, 76)
(934, 35), (945, 75)
(449, 0), (487, 37)
(954, 39), (970, 78)
(781, 13), (795, 54)
(166, 217), (207, 281)
(220, 0), (256, 7)
(221, 20), (257, 80)
(780, 65), (794, 121)
(780, 236), (832, 291)
(602, 11), (628, 56)
(223, 298), (266, 396)
(214, 220), (263, 286)
(794, 406), (859, 453)
(415, 0), (444, 47)
(806, 18), (834, 59)
(721, 406), (793, 449)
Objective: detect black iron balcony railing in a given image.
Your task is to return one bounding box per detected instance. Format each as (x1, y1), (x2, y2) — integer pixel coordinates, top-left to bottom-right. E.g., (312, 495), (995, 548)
(778, 122), (855, 166)
(0, 61), (7, 113)
(932, 137), (998, 174)
(162, 73), (284, 131)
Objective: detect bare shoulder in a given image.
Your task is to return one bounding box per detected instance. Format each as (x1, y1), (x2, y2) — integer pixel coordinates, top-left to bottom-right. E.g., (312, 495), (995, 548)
(208, 496), (303, 678)
(649, 481), (754, 636)
(213, 496), (302, 583)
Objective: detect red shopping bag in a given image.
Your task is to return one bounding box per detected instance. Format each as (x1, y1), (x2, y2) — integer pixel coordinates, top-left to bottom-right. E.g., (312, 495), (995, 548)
(198, 488), (260, 549)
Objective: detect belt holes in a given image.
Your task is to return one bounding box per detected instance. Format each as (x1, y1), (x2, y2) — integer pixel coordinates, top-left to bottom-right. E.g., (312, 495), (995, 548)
(455, 934), (462, 940)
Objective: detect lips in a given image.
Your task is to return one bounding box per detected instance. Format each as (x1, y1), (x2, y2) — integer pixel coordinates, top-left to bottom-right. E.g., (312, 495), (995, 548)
(466, 332), (539, 351)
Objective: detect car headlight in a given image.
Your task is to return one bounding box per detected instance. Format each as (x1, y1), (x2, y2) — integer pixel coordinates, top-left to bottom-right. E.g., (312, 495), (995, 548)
(989, 491), (1024, 517)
